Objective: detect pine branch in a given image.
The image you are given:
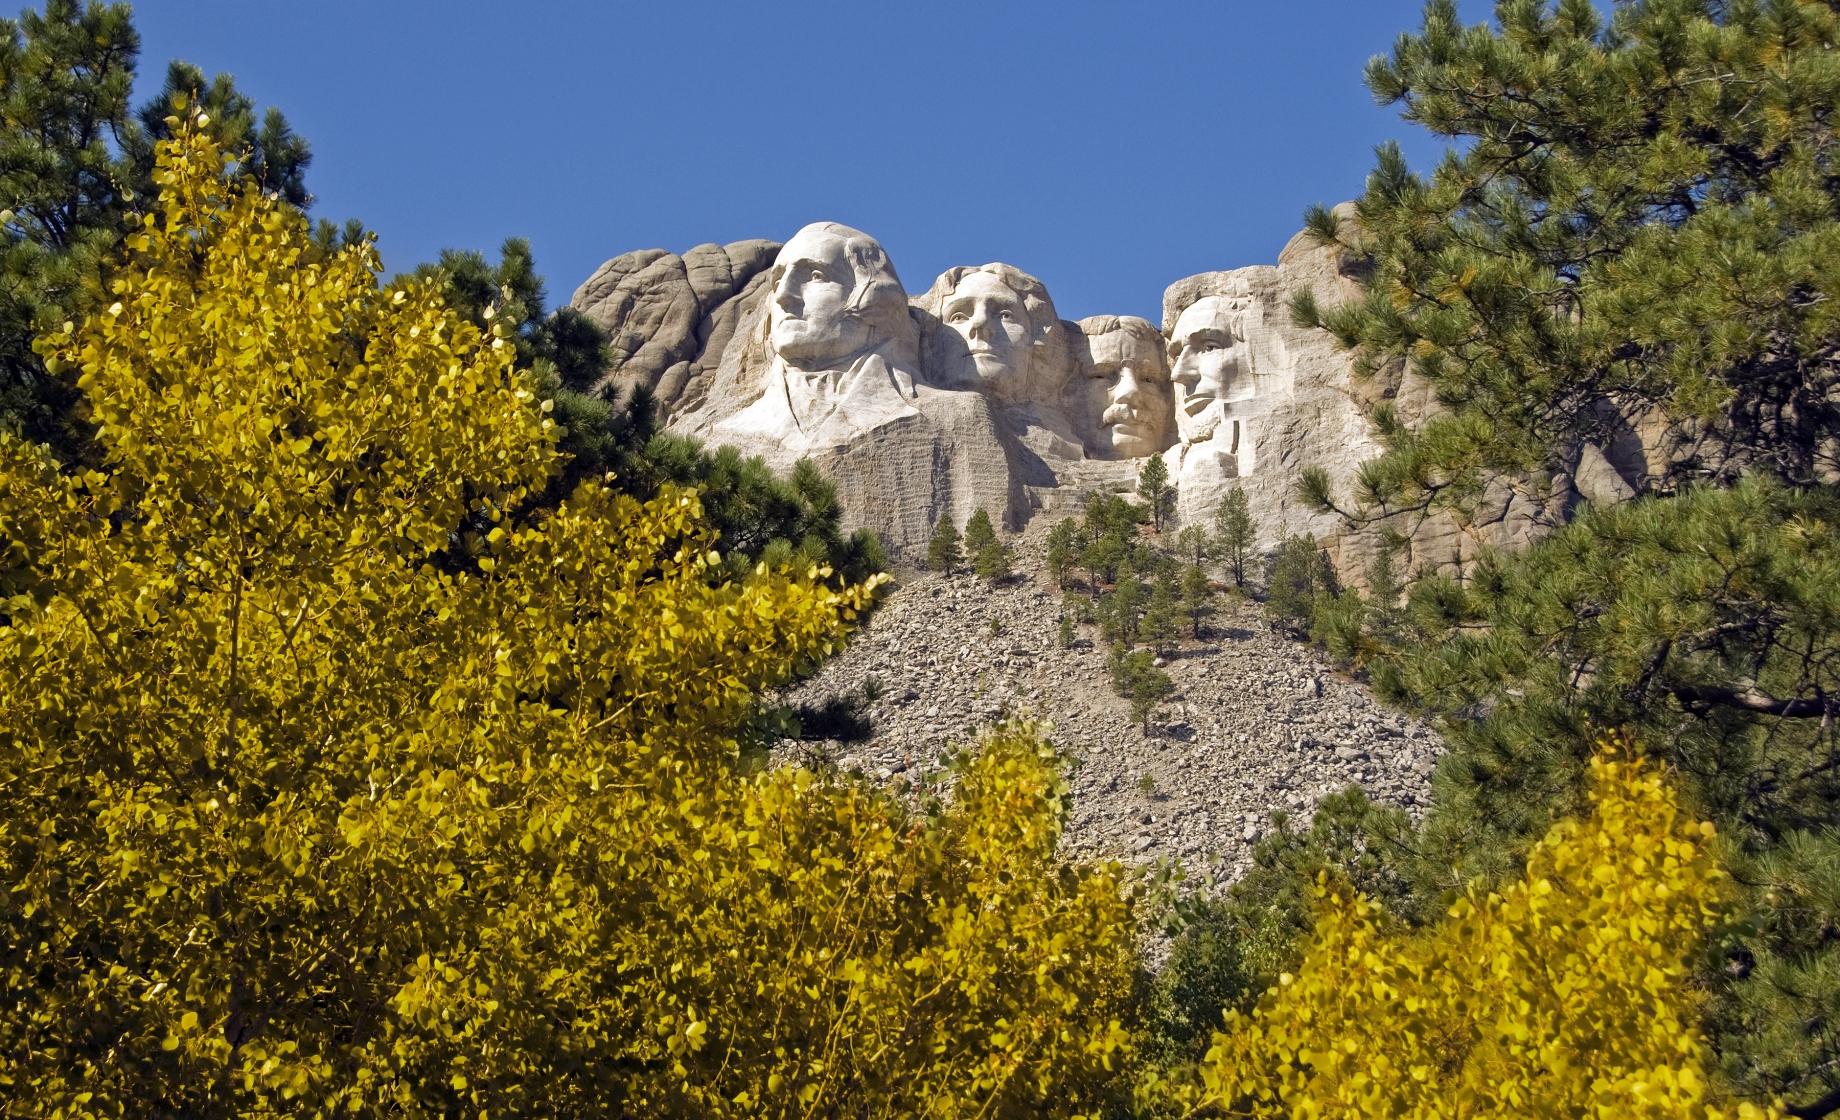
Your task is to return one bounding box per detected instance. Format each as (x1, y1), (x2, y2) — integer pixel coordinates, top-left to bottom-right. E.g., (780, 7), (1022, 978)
(1671, 683), (1830, 720)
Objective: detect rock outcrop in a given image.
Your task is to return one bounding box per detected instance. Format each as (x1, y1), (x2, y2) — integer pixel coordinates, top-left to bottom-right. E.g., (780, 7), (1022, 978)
(569, 210), (1568, 577)
(569, 239), (780, 419)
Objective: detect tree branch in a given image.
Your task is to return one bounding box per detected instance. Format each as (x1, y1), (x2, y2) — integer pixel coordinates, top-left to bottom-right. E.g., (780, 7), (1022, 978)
(1787, 1082), (1840, 1120)
(1671, 682), (1829, 718)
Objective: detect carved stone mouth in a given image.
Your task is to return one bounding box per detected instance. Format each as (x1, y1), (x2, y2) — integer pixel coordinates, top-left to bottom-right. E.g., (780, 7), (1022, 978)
(1182, 395), (1215, 416)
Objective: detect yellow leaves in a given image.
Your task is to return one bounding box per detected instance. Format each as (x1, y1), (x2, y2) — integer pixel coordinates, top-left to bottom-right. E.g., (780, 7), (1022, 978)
(0, 117), (1139, 1118)
(1179, 746), (1783, 1119)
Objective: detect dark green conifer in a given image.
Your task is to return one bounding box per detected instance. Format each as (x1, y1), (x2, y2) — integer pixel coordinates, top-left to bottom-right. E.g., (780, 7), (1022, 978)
(1289, 3), (1840, 1105)
(1263, 534), (1328, 637)
(925, 513), (962, 575)
(1109, 646), (1174, 734)
(1142, 571), (1181, 652)
(1179, 563), (1212, 639)
(1045, 518), (1083, 590)
(1136, 453), (1175, 532)
(1214, 488), (1254, 589)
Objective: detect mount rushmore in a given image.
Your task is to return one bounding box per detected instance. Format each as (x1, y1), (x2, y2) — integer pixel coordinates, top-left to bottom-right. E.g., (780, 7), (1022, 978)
(568, 213), (1573, 579)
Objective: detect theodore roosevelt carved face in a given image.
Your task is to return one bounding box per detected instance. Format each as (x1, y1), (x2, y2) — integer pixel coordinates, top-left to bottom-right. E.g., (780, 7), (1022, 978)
(1077, 316), (1173, 459)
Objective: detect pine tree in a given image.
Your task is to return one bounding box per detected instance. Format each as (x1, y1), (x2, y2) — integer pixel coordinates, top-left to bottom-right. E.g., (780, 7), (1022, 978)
(1283, 3), (1840, 1106)
(1045, 518), (1083, 590)
(1136, 452), (1175, 532)
(1175, 524), (1212, 568)
(1214, 488), (1254, 589)
(0, 0), (137, 457)
(0, 2), (312, 463)
(1081, 532), (1125, 600)
(1264, 534), (1328, 638)
(1057, 612), (1075, 650)
(962, 507), (997, 556)
(960, 507), (1009, 582)
(1084, 492), (1141, 540)
(1142, 571), (1181, 652)
(1180, 563), (1212, 639)
(1109, 646), (1174, 735)
(1100, 555), (1148, 646)
(1363, 541), (1403, 646)
(1079, 493), (1137, 599)
(972, 534), (1012, 584)
(1294, 0), (1840, 510)
(926, 513), (962, 574)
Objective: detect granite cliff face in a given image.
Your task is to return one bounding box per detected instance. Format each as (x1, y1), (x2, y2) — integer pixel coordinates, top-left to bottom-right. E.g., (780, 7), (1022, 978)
(570, 214), (1567, 578)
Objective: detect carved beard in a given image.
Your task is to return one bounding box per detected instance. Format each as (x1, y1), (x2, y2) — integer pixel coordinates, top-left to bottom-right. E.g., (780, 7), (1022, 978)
(1180, 399), (1224, 445)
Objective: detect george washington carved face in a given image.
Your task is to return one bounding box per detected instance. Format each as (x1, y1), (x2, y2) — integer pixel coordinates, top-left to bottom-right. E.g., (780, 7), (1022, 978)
(765, 222), (907, 370)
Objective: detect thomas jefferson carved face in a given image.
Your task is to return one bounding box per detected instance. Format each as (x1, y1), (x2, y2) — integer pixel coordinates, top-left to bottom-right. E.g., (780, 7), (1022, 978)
(767, 224), (874, 368)
(1169, 296), (1245, 443)
(920, 263), (1063, 403)
(941, 271), (1033, 393)
(1081, 320), (1172, 459)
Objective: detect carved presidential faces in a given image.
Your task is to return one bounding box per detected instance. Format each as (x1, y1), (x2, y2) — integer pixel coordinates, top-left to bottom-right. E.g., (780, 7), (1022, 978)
(1168, 295), (1248, 443)
(1076, 316), (1173, 459)
(766, 222), (909, 370)
(944, 271), (1031, 389)
(919, 263), (1063, 403)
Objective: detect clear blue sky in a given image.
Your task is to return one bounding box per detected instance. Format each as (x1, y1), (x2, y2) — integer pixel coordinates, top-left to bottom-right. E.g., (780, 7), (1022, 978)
(128, 1), (1497, 323)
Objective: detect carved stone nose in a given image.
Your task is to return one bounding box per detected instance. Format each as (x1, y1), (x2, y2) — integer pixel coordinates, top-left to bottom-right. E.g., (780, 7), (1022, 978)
(773, 268), (801, 308)
(965, 307), (991, 339)
(1115, 367), (1145, 404)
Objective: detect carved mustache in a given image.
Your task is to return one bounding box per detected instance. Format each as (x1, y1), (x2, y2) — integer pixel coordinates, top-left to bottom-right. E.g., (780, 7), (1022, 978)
(1102, 403), (1143, 427)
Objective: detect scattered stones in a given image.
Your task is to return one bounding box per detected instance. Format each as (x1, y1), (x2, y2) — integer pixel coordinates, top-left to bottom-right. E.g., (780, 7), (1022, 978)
(774, 516), (1445, 895)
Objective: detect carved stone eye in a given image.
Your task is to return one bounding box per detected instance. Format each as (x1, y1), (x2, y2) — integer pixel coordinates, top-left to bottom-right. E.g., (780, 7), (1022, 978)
(949, 313), (969, 324)
(809, 269), (825, 283)
(1000, 310), (1016, 321)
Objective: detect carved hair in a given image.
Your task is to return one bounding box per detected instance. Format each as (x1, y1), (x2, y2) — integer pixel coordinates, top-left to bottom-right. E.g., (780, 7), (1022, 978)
(744, 221), (917, 371)
(917, 262), (1071, 396)
(1163, 276), (1256, 363)
(918, 263), (1059, 350)
(1075, 315), (1169, 376)
(813, 222), (912, 343)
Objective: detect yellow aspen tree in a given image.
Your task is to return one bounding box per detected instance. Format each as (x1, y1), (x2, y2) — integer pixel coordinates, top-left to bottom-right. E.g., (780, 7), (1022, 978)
(0, 121), (1138, 1118)
(1149, 744), (1783, 1119)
